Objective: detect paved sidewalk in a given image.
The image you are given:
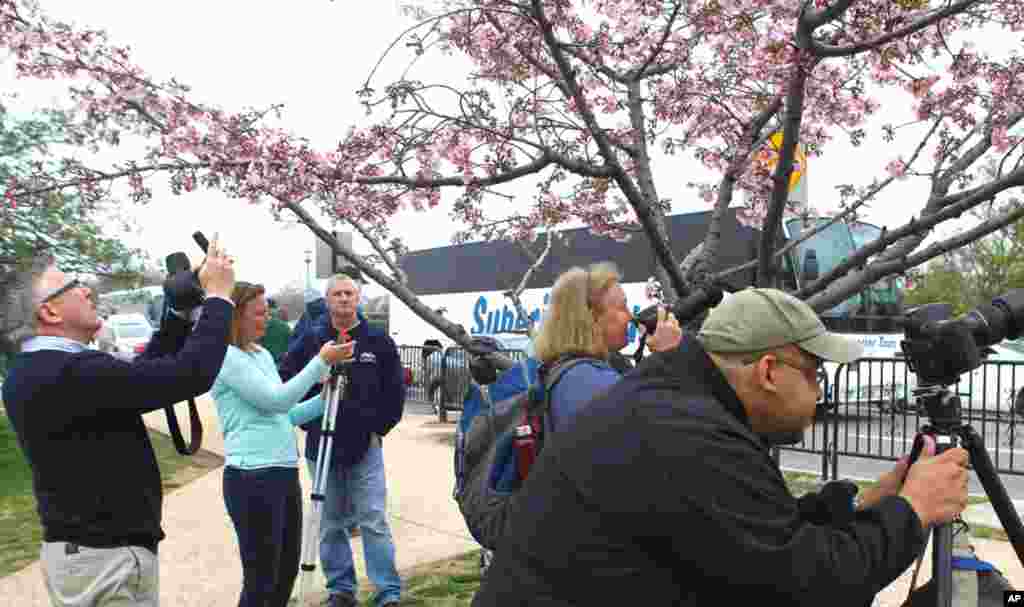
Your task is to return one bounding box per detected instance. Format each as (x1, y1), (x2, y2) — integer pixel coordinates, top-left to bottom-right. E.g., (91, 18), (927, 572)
(1, 395), (1022, 606)
(0, 396), (477, 607)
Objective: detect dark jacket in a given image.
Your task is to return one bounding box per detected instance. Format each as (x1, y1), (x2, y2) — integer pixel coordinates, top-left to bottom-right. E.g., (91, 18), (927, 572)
(2, 298), (232, 552)
(278, 311), (405, 467)
(473, 340), (926, 607)
(288, 297), (327, 353)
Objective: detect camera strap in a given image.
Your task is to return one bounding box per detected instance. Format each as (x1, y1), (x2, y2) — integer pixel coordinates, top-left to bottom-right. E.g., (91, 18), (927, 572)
(163, 397), (203, 455)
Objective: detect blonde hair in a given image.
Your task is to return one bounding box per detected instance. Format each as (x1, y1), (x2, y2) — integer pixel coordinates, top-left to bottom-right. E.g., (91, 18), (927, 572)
(228, 281), (266, 349)
(533, 262), (621, 365)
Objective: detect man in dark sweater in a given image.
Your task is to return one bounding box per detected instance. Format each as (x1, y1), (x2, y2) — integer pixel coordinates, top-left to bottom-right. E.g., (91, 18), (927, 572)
(2, 240), (236, 607)
(473, 288), (970, 607)
(279, 273), (406, 607)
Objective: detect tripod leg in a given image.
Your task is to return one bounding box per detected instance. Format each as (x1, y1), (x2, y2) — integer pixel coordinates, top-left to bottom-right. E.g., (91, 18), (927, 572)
(931, 435), (956, 607)
(961, 426), (1024, 567)
(298, 369), (343, 606)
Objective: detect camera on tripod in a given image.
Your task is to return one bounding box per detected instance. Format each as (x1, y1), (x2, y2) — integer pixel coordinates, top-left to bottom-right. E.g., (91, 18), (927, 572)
(900, 290), (1024, 387)
(896, 290), (1024, 605)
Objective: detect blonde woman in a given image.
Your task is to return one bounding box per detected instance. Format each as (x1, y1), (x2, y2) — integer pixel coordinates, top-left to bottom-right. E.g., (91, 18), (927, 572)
(211, 281), (352, 607)
(532, 262), (682, 432)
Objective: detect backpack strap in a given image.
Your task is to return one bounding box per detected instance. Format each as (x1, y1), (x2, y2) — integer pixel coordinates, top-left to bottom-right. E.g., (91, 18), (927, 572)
(512, 355), (605, 480)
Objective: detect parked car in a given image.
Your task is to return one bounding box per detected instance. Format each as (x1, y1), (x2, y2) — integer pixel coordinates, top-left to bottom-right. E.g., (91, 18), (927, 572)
(95, 313), (154, 361)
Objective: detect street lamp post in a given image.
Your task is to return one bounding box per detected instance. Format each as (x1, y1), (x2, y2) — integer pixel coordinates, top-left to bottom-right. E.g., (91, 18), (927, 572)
(303, 249), (312, 290)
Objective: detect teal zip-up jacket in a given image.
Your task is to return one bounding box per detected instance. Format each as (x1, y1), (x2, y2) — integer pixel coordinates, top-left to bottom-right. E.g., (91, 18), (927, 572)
(211, 345), (326, 469)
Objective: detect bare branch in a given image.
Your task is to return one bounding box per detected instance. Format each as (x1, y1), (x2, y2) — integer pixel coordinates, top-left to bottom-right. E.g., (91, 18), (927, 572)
(757, 61), (809, 287)
(798, 166), (1024, 300)
(807, 202), (1024, 311)
(342, 214), (408, 286)
(504, 230), (554, 334)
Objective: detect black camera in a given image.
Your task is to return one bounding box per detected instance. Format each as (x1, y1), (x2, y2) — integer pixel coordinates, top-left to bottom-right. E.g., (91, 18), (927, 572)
(633, 285), (725, 334)
(900, 290), (1024, 386)
(163, 232), (210, 313)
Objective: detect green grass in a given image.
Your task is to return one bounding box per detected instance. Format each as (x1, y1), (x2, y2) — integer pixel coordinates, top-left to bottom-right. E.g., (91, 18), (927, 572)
(0, 410), (39, 579)
(352, 550), (483, 607)
(0, 410), (223, 578)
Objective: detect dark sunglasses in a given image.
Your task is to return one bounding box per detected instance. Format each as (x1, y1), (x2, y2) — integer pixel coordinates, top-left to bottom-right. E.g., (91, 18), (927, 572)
(40, 278), (82, 304)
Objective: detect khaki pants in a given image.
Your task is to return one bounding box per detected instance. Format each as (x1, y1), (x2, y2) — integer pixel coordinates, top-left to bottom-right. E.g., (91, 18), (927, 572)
(40, 542), (159, 607)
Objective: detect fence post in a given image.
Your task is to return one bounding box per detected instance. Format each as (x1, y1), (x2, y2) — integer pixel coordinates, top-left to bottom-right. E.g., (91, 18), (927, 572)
(830, 363), (844, 480)
(438, 348), (451, 423)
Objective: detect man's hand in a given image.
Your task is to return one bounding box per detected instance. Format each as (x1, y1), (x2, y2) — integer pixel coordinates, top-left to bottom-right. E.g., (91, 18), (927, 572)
(197, 233), (235, 300)
(898, 445), (970, 528)
(319, 340), (356, 366)
(644, 305), (683, 353)
(858, 436), (936, 511)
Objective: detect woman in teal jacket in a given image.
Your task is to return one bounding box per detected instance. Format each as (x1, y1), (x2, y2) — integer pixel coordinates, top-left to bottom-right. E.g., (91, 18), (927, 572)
(211, 282), (351, 607)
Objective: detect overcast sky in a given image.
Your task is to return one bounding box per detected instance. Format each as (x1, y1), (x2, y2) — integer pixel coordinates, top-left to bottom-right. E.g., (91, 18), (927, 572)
(1, 2), (999, 295)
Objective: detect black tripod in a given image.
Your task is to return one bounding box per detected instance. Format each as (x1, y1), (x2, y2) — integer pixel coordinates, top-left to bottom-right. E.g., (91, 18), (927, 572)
(904, 384), (1024, 606)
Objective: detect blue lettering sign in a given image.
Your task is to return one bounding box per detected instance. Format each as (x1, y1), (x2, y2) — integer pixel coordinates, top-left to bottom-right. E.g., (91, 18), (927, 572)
(472, 296), (487, 334)
(470, 296), (644, 346)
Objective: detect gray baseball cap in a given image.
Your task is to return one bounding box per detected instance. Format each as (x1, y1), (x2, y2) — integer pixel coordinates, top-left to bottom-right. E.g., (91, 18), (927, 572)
(697, 288), (863, 364)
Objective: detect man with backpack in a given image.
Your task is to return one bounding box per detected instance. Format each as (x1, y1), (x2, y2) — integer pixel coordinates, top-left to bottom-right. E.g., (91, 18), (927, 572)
(472, 288), (971, 606)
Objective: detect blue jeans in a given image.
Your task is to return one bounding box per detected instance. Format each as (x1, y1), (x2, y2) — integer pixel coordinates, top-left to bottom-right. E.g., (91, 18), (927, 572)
(223, 466), (302, 607)
(307, 438), (400, 605)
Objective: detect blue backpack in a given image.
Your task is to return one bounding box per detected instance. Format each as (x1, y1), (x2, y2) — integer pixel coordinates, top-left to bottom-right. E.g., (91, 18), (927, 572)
(453, 354), (599, 550)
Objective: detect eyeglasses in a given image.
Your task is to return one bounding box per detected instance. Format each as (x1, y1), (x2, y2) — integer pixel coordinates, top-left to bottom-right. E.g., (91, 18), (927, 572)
(774, 355), (823, 386)
(40, 278), (82, 305)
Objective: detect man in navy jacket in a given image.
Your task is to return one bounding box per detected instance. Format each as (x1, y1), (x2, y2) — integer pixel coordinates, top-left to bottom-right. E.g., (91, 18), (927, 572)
(2, 241), (236, 607)
(279, 273), (405, 607)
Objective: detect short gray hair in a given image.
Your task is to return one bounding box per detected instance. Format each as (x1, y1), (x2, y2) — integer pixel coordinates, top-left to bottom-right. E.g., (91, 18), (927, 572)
(0, 254), (52, 353)
(325, 272), (362, 294)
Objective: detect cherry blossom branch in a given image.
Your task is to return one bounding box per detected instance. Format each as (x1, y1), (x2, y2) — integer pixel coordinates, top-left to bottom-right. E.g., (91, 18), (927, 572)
(634, 1), (683, 80)
(801, 0), (984, 58)
(531, 0), (687, 299)
(9, 161), (214, 200)
(689, 97), (783, 283)
(282, 198), (478, 347)
(937, 110), (1024, 192)
(713, 114), (943, 281)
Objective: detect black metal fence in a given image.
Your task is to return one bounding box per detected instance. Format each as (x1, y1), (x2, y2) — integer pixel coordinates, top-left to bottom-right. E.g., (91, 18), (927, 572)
(781, 357), (1024, 478)
(397, 347), (1024, 475)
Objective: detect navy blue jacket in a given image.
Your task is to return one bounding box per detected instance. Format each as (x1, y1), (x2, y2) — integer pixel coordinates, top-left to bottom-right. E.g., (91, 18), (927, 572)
(279, 311), (405, 467)
(288, 297), (327, 353)
(2, 298), (233, 552)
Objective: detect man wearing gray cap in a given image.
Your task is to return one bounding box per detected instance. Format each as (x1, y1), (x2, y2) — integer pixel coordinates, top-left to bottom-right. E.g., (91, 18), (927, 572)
(472, 288), (969, 607)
